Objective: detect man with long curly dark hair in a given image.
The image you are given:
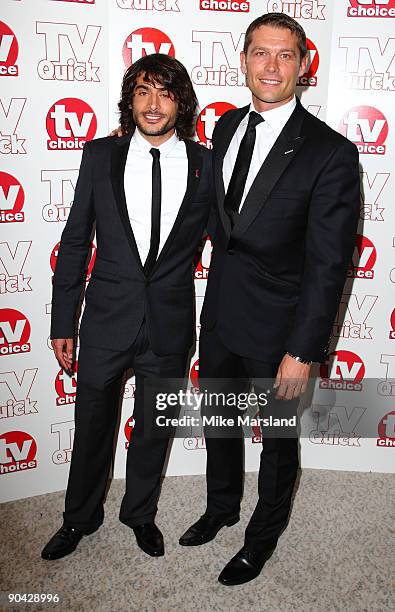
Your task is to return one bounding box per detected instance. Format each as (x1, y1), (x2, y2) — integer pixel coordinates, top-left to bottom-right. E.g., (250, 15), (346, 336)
(41, 53), (213, 561)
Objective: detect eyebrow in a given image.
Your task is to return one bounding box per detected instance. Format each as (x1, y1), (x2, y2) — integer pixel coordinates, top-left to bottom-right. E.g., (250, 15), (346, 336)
(252, 46), (297, 54)
(135, 83), (167, 91)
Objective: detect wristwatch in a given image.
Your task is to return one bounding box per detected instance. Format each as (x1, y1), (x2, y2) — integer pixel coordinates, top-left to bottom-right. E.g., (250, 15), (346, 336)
(286, 352), (312, 366)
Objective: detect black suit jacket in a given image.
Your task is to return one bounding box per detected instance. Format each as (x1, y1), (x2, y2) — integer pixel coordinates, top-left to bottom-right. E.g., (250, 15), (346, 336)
(201, 98), (360, 363)
(51, 134), (212, 355)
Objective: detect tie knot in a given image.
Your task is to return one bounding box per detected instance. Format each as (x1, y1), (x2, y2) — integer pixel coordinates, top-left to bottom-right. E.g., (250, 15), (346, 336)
(247, 111), (264, 130)
(150, 148), (160, 160)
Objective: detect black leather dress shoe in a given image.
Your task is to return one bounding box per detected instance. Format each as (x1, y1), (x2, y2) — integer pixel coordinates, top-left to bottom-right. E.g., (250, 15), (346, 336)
(179, 513), (239, 546)
(218, 546), (276, 586)
(41, 525), (84, 560)
(133, 523), (164, 557)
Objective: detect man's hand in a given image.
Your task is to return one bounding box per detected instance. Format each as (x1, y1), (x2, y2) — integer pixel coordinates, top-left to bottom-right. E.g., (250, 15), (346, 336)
(51, 338), (74, 372)
(274, 353), (311, 400)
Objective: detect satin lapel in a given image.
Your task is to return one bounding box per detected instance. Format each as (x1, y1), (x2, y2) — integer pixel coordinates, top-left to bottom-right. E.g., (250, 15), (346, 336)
(231, 102), (306, 242)
(215, 105), (249, 239)
(151, 139), (203, 274)
(110, 133), (144, 272)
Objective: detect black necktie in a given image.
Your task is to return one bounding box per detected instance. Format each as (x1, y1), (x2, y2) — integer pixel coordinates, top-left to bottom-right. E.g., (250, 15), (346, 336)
(224, 111), (264, 227)
(144, 148), (161, 275)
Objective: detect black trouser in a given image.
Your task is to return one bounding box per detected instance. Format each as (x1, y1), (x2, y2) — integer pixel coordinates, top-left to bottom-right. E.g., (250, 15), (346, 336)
(63, 323), (187, 534)
(199, 327), (299, 553)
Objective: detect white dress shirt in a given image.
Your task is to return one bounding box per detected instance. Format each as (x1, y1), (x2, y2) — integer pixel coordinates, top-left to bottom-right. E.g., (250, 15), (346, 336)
(223, 96), (296, 211)
(124, 128), (188, 264)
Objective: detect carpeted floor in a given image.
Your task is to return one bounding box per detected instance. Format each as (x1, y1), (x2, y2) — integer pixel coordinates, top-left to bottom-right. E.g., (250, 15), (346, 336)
(1, 470), (394, 612)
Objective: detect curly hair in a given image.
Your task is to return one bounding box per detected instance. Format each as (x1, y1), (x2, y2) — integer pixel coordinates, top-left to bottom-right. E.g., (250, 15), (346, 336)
(118, 54), (198, 139)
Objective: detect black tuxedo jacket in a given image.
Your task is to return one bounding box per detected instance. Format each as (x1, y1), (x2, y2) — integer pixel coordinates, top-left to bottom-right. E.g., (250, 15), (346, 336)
(51, 134), (212, 355)
(201, 98), (360, 363)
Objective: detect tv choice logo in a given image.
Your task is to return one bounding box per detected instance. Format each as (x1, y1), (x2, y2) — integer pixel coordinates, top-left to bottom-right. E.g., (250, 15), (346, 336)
(377, 354), (395, 396)
(200, 0), (250, 11)
(389, 308), (395, 340)
(123, 28), (175, 68)
(0, 171), (25, 223)
(36, 23), (101, 83)
(0, 431), (37, 475)
(192, 31), (245, 87)
(124, 414), (135, 449)
(297, 38), (319, 86)
(347, 0), (395, 17)
(0, 97), (26, 155)
(0, 308), (31, 356)
(339, 106), (388, 155)
(377, 411), (395, 447)
(262, 0), (326, 19)
(339, 37), (395, 92)
(0, 21), (19, 76)
(50, 241), (96, 280)
(309, 404), (363, 447)
(117, 0), (180, 9)
(319, 350), (365, 392)
(196, 102), (236, 148)
(41, 169), (78, 223)
(360, 171), (389, 223)
(46, 98), (97, 151)
(0, 368), (38, 419)
(51, 421), (74, 465)
(0, 241), (32, 295)
(52, 0), (95, 3)
(190, 358), (199, 390)
(55, 362), (78, 406)
(348, 234), (377, 280)
(194, 235), (212, 280)
(333, 294), (377, 341)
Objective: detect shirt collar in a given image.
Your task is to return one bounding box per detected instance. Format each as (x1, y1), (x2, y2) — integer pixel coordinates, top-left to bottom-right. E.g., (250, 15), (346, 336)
(248, 96), (296, 133)
(132, 128), (180, 157)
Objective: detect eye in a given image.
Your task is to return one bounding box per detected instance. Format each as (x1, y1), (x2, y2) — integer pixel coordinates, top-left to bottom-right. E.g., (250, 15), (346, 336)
(280, 53), (292, 60)
(160, 91), (170, 98)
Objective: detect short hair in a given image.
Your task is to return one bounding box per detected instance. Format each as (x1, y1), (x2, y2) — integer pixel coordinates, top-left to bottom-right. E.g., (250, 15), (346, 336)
(118, 53), (198, 139)
(243, 12), (307, 60)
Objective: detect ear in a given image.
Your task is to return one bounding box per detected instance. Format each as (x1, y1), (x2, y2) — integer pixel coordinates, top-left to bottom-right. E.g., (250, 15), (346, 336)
(298, 53), (309, 77)
(240, 51), (247, 75)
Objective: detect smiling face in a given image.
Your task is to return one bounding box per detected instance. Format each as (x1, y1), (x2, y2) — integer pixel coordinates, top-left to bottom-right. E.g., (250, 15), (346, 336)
(240, 25), (308, 112)
(131, 72), (179, 145)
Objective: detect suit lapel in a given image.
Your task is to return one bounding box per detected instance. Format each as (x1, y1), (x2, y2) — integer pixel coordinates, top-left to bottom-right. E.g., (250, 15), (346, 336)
(151, 139), (203, 274)
(110, 133), (144, 272)
(215, 106), (249, 238)
(231, 100), (306, 242)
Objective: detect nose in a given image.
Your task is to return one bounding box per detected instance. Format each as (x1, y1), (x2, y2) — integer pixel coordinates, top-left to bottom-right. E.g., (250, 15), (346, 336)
(148, 91), (160, 110)
(266, 54), (279, 72)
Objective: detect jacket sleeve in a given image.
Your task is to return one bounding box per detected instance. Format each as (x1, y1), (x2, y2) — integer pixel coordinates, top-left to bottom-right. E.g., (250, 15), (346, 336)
(285, 140), (360, 362)
(50, 142), (95, 339)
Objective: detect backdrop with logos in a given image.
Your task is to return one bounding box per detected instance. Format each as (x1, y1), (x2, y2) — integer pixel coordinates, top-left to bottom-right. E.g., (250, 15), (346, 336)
(1, 0), (394, 503)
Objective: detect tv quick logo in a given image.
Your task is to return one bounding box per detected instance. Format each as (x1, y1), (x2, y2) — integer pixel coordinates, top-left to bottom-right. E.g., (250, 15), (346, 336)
(339, 106), (388, 155)
(297, 38), (319, 86)
(333, 294), (377, 340)
(348, 235), (377, 279)
(123, 28), (175, 67)
(192, 30), (245, 87)
(55, 363), (78, 406)
(0, 98), (26, 155)
(36, 22), (101, 83)
(200, 0), (250, 11)
(262, 0), (326, 19)
(0, 172), (25, 223)
(46, 98), (97, 150)
(0, 308), (31, 356)
(377, 411), (395, 447)
(51, 421), (74, 465)
(0, 22), (19, 76)
(389, 308), (395, 340)
(360, 171), (389, 222)
(0, 241), (32, 295)
(347, 0), (395, 17)
(0, 369), (38, 420)
(50, 241), (96, 281)
(320, 350), (365, 392)
(339, 37), (395, 91)
(196, 102), (236, 148)
(194, 235), (212, 280)
(124, 414), (135, 449)
(309, 404), (364, 447)
(41, 169), (78, 222)
(117, 0), (180, 10)
(0, 431), (38, 474)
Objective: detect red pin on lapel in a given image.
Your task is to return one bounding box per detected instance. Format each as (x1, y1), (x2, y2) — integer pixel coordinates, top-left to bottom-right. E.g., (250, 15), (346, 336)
(195, 169), (200, 178)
